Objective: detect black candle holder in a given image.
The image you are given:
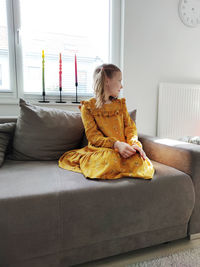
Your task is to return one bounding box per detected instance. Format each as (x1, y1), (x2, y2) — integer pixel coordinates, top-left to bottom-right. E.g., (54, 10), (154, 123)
(39, 91), (49, 103)
(39, 62), (49, 103)
(72, 82), (80, 104)
(56, 87), (66, 103)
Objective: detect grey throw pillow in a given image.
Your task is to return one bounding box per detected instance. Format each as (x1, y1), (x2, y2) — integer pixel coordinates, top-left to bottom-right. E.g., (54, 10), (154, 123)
(129, 109), (137, 124)
(79, 109), (137, 148)
(9, 98), (84, 160)
(0, 122), (16, 166)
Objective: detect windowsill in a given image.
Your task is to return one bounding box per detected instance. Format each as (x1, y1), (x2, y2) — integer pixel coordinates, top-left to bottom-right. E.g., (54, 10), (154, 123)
(0, 99), (81, 106)
(0, 92), (93, 105)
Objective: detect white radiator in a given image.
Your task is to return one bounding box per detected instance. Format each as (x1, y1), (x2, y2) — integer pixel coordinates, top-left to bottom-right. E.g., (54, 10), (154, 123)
(157, 83), (200, 139)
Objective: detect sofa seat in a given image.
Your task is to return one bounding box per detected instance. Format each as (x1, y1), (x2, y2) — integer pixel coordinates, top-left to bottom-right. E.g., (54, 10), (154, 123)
(0, 159), (195, 266)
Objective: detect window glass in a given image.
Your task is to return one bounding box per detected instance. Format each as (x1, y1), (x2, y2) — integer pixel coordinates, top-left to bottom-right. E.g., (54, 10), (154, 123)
(0, 0), (10, 91)
(20, 0), (109, 95)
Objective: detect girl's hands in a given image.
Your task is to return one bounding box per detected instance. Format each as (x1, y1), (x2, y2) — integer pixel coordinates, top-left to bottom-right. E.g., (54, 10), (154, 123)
(114, 141), (136, 159)
(114, 141), (146, 160)
(131, 144), (146, 160)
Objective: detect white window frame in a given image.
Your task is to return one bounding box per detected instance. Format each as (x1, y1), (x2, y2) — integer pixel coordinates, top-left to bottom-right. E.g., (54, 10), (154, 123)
(0, 0), (124, 103)
(0, 0), (18, 102)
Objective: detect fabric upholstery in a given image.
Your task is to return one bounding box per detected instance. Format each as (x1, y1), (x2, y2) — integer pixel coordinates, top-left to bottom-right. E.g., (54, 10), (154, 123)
(9, 99), (84, 160)
(3, 225), (188, 267)
(129, 108), (137, 123)
(0, 159), (194, 266)
(0, 122), (16, 167)
(139, 133), (200, 235)
(0, 116), (197, 266)
(0, 117), (18, 124)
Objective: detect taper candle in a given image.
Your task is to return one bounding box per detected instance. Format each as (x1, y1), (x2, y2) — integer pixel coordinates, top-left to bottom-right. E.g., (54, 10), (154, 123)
(39, 49), (49, 102)
(56, 52), (66, 103)
(59, 53), (62, 90)
(75, 54), (78, 85)
(72, 53), (80, 103)
(42, 50), (45, 94)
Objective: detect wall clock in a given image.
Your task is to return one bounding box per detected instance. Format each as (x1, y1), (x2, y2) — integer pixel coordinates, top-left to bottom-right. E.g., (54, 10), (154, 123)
(178, 0), (200, 27)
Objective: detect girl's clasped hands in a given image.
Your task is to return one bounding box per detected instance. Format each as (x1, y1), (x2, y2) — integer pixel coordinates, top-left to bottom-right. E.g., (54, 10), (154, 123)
(114, 141), (146, 160)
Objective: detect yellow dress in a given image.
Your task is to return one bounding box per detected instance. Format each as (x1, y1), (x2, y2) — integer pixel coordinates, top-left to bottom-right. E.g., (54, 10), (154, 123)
(58, 97), (155, 179)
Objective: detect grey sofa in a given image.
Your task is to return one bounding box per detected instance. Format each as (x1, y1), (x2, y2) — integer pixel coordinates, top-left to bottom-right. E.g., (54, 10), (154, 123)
(0, 115), (200, 267)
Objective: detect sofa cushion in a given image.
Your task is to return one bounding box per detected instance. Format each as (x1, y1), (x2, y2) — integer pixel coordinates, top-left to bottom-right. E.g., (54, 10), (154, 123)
(9, 99), (85, 160)
(0, 159), (194, 264)
(0, 117), (18, 124)
(0, 122), (16, 167)
(129, 108), (137, 123)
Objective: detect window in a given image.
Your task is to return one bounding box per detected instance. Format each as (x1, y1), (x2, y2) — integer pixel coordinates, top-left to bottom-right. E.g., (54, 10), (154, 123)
(0, 64), (2, 86)
(0, 0), (123, 101)
(0, 0), (10, 91)
(20, 0), (109, 97)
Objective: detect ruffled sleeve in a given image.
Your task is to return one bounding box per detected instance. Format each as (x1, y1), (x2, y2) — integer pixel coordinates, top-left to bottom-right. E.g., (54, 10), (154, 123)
(80, 100), (118, 148)
(121, 98), (143, 148)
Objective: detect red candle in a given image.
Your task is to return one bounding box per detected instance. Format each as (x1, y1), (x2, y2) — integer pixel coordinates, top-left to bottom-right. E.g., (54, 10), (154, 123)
(59, 53), (62, 89)
(75, 54), (78, 85)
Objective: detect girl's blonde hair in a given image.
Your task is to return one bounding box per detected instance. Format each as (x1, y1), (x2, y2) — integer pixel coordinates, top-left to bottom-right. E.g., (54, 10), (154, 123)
(93, 63), (121, 109)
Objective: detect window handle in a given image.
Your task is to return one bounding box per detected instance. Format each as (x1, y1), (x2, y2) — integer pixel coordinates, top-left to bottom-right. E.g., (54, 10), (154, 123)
(16, 29), (21, 45)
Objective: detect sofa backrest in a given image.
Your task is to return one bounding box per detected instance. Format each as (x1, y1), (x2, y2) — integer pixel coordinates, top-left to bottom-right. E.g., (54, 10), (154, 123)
(0, 117), (18, 124)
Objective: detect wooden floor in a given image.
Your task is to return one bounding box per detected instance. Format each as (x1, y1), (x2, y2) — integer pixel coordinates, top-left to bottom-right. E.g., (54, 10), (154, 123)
(78, 237), (200, 266)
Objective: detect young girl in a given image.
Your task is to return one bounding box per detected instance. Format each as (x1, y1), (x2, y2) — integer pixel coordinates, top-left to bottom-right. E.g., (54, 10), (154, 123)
(58, 64), (155, 179)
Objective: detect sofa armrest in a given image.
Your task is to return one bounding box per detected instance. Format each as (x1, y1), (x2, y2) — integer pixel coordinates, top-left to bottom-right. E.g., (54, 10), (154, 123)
(138, 133), (200, 235)
(0, 116), (18, 124)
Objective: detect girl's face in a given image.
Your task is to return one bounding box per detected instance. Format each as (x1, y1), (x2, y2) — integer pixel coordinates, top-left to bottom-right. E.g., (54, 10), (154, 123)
(105, 71), (123, 98)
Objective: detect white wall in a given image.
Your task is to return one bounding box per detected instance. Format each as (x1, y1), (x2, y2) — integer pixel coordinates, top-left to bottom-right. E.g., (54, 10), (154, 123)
(123, 0), (200, 136)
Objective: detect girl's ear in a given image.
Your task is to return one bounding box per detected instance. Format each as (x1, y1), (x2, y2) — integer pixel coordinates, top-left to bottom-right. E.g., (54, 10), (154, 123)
(106, 76), (111, 85)
(104, 77), (109, 87)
